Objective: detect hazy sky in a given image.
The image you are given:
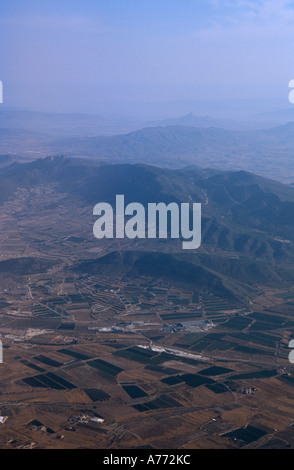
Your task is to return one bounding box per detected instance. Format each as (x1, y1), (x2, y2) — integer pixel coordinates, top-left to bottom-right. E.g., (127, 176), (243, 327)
(1, 0), (294, 116)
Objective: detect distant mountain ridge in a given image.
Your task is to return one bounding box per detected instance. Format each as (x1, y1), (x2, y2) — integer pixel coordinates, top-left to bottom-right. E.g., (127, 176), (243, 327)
(48, 122), (294, 183)
(1, 110), (294, 181)
(149, 113), (221, 128)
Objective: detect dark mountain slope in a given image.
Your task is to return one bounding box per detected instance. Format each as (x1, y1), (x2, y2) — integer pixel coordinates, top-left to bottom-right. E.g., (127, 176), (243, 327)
(1, 156), (294, 301)
(75, 251), (243, 303)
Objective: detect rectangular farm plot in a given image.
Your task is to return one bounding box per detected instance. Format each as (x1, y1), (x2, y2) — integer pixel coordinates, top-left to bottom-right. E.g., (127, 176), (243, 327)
(222, 425), (268, 446)
(133, 394), (182, 412)
(33, 355), (64, 367)
(113, 346), (161, 364)
(122, 385), (149, 399)
(181, 374), (216, 387)
(84, 388), (110, 402)
(198, 366), (233, 376)
(87, 358), (123, 376)
(58, 348), (92, 360)
(229, 370), (277, 380)
(22, 372), (77, 390)
(16, 357), (46, 373)
(161, 376), (184, 386)
(205, 383), (229, 394)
